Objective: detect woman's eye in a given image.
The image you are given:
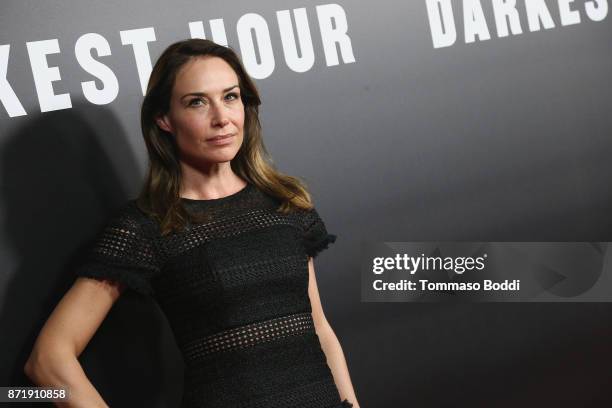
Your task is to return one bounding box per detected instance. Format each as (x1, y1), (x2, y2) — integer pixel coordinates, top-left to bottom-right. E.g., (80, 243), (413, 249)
(189, 98), (204, 106)
(225, 92), (239, 101)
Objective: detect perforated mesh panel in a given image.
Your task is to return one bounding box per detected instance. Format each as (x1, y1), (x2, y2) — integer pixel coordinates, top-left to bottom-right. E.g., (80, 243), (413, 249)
(183, 312), (315, 361)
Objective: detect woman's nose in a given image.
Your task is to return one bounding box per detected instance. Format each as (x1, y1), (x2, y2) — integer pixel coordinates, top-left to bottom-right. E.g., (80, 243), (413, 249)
(210, 103), (230, 127)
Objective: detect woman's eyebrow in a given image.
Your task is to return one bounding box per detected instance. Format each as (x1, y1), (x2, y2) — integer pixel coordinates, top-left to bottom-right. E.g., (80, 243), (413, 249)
(181, 84), (239, 100)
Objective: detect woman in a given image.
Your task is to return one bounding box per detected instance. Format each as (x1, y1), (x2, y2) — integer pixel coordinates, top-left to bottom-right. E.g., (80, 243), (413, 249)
(24, 38), (359, 408)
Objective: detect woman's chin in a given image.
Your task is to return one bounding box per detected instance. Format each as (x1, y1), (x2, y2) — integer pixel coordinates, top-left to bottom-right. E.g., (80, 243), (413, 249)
(202, 149), (240, 163)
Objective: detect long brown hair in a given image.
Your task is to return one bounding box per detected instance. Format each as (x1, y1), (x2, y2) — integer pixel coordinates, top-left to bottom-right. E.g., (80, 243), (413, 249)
(137, 38), (314, 235)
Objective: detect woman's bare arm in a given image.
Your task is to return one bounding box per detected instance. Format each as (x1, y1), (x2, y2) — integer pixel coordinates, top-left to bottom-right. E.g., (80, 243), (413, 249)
(307, 257), (360, 408)
(24, 277), (125, 408)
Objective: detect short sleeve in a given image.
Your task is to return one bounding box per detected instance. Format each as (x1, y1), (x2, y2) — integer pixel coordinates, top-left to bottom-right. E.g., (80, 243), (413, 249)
(300, 207), (337, 258)
(74, 201), (160, 296)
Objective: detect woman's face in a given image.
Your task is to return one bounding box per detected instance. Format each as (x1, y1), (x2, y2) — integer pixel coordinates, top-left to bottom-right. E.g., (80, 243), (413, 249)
(156, 56), (245, 167)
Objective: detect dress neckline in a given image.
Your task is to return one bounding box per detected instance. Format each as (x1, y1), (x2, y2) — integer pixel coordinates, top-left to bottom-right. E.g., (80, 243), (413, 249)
(180, 182), (252, 204)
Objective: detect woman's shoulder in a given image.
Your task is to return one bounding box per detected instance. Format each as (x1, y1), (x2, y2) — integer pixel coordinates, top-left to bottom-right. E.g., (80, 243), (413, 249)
(109, 198), (144, 220)
(103, 198), (158, 235)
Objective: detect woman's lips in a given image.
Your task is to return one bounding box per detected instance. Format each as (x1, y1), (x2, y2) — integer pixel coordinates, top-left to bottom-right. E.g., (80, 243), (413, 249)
(206, 133), (234, 145)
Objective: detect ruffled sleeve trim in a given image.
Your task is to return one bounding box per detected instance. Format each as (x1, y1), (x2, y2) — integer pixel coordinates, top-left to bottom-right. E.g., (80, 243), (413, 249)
(75, 261), (155, 296)
(304, 233), (337, 259)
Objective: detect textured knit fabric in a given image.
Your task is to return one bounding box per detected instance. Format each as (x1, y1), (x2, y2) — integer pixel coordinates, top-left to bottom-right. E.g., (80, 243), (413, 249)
(74, 181), (352, 408)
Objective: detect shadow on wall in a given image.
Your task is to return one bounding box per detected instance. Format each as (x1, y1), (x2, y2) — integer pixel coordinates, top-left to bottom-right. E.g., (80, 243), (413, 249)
(0, 102), (182, 407)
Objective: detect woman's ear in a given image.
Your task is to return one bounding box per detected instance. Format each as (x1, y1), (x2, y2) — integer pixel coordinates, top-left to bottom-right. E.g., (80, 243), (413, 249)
(156, 114), (173, 134)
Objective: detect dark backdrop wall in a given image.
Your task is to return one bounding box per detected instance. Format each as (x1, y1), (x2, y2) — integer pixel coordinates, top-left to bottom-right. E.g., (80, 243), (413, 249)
(1, 1), (611, 406)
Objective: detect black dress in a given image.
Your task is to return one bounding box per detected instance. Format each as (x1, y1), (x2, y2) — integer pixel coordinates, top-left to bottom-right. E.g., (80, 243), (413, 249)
(74, 182), (353, 408)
